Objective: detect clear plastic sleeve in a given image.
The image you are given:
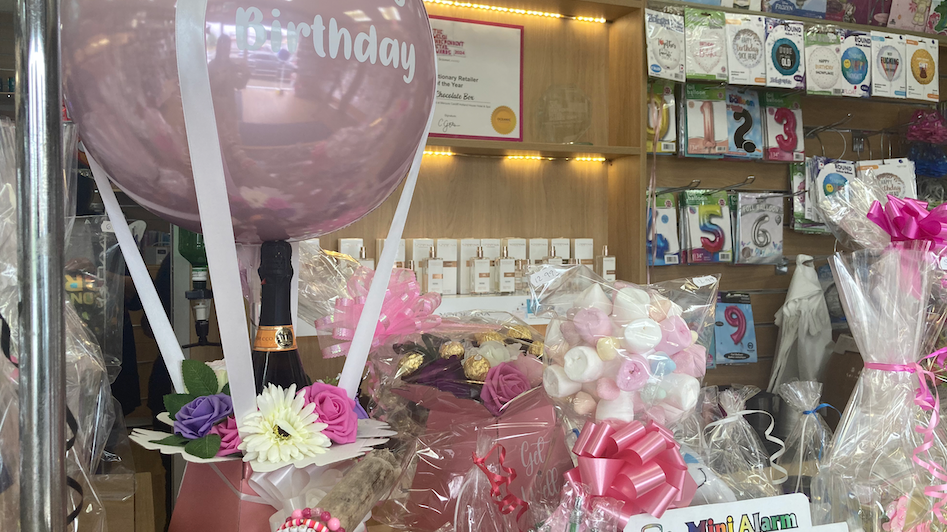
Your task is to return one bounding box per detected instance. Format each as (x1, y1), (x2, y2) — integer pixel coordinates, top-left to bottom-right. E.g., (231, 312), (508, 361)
(775, 381), (833, 498)
(530, 265), (718, 428)
(703, 385), (782, 500)
(809, 157), (890, 250)
(296, 242), (361, 327)
(453, 429), (518, 532)
(813, 244), (943, 531)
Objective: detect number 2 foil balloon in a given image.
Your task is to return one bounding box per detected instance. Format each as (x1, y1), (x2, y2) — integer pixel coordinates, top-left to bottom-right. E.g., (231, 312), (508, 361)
(62, 0), (437, 243)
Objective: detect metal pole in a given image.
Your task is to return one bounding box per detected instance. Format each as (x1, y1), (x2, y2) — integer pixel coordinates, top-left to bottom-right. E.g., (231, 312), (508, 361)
(15, 0), (66, 529)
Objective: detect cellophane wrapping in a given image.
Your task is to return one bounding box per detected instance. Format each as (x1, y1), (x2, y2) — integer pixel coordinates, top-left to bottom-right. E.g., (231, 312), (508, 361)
(812, 244), (946, 532)
(775, 381), (833, 498)
(809, 158), (890, 250)
(452, 429), (518, 532)
(703, 385), (782, 500)
(530, 265), (718, 429)
(295, 242), (360, 327)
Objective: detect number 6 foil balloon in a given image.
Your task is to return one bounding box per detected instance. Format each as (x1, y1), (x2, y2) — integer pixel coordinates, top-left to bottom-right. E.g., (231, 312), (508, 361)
(62, 0), (437, 243)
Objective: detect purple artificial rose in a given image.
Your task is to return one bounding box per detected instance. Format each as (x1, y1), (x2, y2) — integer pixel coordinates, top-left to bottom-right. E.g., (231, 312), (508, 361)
(404, 356), (471, 399)
(353, 400), (369, 420)
(303, 383), (358, 444)
(209, 416), (242, 456)
(173, 393), (233, 440)
(481, 362), (530, 416)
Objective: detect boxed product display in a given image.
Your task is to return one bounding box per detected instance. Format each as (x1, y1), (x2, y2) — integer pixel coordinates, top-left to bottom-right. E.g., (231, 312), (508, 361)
(726, 87), (763, 159)
(838, 30), (872, 97)
(685, 8), (729, 81)
(736, 192), (784, 264)
(714, 292), (759, 364)
(765, 19), (806, 89)
(887, 0), (933, 31)
(684, 83), (728, 157)
(726, 13), (767, 86)
(647, 9), (686, 82)
(764, 0), (828, 21)
(648, 79), (678, 154)
(682, 190), (734, 263)
(648, 192), (683, 266)
(871, 31), (907, 98)
(906, 36), (939, 102)
(762, 91), (804, 162)
(806, 26), (844, 96)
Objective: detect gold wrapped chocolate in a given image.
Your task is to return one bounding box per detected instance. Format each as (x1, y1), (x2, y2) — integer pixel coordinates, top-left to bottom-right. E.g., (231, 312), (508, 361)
(505, 325), (533, 340)
(528, 341), (545, 357)
(475, 331), (504, 344)
(396, 352), (424, 378)
(463, 355), (490, 381)
(439, 341), (465, 359)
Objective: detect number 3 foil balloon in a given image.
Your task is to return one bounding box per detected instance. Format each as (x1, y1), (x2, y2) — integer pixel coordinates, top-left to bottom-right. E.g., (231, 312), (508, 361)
(61, 0), (437, 243)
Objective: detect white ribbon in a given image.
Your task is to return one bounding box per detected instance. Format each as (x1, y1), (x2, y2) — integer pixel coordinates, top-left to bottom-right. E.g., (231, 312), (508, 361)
(705, 408), (789, 485)
(88, 156), (186, 393)
(175, 0), (256, 420)
(248, 463), (347, 531)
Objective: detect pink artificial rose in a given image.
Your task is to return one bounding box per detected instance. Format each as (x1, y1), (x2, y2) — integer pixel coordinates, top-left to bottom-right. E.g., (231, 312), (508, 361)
(209, 416), (242, 457)
(481, 362), (531, 416)
(303, 383), (358, 444)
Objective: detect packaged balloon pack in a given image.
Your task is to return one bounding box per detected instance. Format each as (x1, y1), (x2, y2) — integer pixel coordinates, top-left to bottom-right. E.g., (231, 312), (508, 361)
(765, 19), (806, 89)
(648, 79), (678, 154)
(888, 0), (933, 32)
(871, 31), (907, 98)
(685, 8), (729, 81)
(855, 158), (917, 199)
(721, 0), (763, 10)
(791, 162), (829, 234)
(647, 9), (686, 82)
(735, 193), (784, 264)
(762, 91), (804, 162)
(681, 190), (733, 263)
(906, 36), (939, 102)
(726, 13), (767, 86)
(763, 0), (827, 22)
(648, 192), (683, 266)
(714, 291), (758, 364)
(684, 83), (728, 157)
(808, 156), (891, 249)
(838, 31), (872, 97)
(529, 265), (720, 428)
(806, 25), (844, 96)
(726, 87), (763, 159)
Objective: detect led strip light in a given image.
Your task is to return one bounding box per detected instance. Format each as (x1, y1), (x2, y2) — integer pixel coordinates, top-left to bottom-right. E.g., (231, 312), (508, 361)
(423, 150), (607, 162)
(423, 0), (608, 23)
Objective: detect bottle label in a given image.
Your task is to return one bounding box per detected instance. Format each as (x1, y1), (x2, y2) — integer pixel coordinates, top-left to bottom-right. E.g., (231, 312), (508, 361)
(253, 325), (297, 351)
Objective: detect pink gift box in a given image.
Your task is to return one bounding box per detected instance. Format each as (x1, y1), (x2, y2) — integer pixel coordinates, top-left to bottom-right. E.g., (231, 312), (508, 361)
(169, 461), (274, 532)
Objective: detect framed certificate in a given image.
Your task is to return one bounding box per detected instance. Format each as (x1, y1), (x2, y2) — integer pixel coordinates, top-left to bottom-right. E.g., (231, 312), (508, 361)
(429, 16), (524, 141)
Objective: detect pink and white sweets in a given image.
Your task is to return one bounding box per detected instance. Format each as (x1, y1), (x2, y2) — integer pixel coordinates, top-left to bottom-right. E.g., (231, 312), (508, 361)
(542, 281), (715, 427)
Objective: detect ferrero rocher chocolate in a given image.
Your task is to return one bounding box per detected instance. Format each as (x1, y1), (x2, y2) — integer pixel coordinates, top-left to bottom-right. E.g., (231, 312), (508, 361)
(475, 331), (504, 345)
(528, 341), (545, 357)
(396, 352), (424, 378)
(439, 341), (465, 359)
(505, 325), (533, 340)
(463, 355), (491, 381)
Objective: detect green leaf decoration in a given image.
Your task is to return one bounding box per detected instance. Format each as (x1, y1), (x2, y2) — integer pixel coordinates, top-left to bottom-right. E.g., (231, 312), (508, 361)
(220, 382), (230, 396)
(182, 359), (219, 396)
(184, 434), (222, 460)
(164, 393), (197, 420)
(151, 434), (189, 447)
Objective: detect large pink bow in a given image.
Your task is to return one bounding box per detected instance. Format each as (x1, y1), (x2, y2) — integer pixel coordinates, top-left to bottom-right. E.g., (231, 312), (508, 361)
(315, 268), (442, 358)
(868, 195), (947, 251)
(563, 420), (696, 526)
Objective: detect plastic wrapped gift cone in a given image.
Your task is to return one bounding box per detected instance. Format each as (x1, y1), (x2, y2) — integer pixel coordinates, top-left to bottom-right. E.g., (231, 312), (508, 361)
(61, 0), (437, 243)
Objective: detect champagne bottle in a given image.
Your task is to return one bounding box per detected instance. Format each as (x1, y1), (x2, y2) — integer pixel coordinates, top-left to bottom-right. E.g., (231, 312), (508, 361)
(252, 240), (310, 393)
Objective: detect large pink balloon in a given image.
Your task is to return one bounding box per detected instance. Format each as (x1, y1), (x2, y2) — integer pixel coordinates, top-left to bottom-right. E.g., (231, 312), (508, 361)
(62, 0), (435, 243)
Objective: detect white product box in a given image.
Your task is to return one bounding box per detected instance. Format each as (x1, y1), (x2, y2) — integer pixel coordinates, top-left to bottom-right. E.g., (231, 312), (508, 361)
(551, 238), (571, 260)
(435, 239), (459, 296)
(338, 238), (363, 259)
(871, 31), (907, 99)
(459, 238), (481, 295)
(572, 238), (594, 265)
(375, 238), (405, 268)
(480, 238), (502, 260)
(528, 238), (549, 264)
(407, 238), (435, 277)
(726, 14), (767, 86)
(906, 36), (939, 101)
(502, 238), (528, 260)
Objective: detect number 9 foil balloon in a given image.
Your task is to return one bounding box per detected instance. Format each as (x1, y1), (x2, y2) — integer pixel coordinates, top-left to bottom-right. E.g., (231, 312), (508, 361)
(61, 0), (437, 243)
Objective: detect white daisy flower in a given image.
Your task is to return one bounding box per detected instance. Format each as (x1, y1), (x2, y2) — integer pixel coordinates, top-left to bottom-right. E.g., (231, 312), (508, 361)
(238, 384), (331, 463)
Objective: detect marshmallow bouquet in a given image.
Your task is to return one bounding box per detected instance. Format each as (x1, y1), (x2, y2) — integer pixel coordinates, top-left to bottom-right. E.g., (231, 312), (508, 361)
(533, 266), (720, 428)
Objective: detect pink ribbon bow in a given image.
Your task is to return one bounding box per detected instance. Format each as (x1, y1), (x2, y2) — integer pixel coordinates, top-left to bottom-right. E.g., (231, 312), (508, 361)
(315, 268), (442, 359)
(563, 420), (696, 526)
(865, 349), (947, 524)
(867, 195), (947, 252)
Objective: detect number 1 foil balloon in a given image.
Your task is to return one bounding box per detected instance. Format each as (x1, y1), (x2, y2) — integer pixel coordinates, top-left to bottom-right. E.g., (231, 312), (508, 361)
(61, 0), (437, 244)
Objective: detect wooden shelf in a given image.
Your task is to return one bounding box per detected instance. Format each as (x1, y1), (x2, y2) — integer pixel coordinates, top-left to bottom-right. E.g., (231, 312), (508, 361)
(426, 137), (640, 159)
(425, 0), (643, 21)
(650, 0), (947, 47)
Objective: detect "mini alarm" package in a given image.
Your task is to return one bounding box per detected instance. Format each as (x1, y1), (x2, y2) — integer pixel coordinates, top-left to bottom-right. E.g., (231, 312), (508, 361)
(838, 30), (872, 97)
(686, 8), (729, 81)
(765, 19), (806, 89)
(685, 83), (728, 157)
(762, 91), (804, 162)
(726, 13), (767, 85)
(906, 36), (939, 102)
(806, 25), (844, 96)
(647, 9), (686, 82)
(871, 31), (907, 98)
(726, 87), (763, 159)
